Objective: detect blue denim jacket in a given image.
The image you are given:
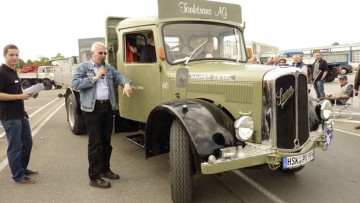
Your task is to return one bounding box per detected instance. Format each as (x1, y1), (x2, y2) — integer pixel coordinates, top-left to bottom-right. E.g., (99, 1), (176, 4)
(72, 61), (131, 112)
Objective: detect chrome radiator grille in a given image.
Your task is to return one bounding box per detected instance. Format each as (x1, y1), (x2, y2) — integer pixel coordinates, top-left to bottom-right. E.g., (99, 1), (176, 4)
(262, 69), (309, 151)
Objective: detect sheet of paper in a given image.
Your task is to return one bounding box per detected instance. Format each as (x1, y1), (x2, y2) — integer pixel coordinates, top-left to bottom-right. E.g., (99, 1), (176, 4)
(23, 83), (45, 94)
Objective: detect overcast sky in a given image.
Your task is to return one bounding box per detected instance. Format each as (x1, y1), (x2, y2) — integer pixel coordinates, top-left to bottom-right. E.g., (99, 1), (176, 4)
(1, 0), (359, 62)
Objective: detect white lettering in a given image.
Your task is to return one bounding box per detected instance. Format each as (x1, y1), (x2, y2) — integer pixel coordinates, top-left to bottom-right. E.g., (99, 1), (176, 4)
(162, 82), (169, 89)
(178, 2), (212, 16)
(190, 74), (235, 81)
(214, 6), (228, 19)
(276, 86), (294, 109)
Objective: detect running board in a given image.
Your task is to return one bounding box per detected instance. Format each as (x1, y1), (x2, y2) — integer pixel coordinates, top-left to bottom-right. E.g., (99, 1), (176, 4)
(126, 133), (145, 148)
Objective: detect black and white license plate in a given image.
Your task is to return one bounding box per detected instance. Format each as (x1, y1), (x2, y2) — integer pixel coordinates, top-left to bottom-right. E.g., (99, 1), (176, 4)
(282, 150), (314, 169)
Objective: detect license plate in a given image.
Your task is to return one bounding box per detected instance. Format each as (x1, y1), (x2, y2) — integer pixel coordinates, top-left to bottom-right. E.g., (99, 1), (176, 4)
(282, 150), (314, 169)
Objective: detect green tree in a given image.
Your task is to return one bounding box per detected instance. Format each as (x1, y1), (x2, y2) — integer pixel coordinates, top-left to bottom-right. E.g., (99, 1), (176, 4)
(33, 56), (51, 65)
(26, 59), (34, 65)
(51, 53), (64, 60)
(16, 58), (26, 70)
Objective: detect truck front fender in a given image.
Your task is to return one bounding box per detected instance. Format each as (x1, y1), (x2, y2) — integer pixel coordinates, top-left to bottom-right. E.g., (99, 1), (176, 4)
(145, 99), (236, 168)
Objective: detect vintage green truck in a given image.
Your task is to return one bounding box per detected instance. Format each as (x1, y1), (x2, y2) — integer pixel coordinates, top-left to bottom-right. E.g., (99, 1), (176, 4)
(53, 0), (334, 202)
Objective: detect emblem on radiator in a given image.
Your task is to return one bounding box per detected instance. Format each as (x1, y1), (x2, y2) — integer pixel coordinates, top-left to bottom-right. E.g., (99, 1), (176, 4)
(276, 86), (294, 109)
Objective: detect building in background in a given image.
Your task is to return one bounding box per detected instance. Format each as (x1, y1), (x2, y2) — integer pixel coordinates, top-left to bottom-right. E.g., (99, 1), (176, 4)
(245, 41), (279, 64)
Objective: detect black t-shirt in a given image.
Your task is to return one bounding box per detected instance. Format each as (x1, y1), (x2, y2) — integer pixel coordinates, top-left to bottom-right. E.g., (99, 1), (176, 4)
(0, 64), (25, 120)
(312, 59), (329, 80)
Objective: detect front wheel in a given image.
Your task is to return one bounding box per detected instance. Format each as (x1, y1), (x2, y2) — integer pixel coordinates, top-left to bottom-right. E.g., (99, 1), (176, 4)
(170, 119), (193, 203)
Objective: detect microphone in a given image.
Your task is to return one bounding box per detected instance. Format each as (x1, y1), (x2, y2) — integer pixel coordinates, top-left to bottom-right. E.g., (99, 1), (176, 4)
(100, 60), (106, 79)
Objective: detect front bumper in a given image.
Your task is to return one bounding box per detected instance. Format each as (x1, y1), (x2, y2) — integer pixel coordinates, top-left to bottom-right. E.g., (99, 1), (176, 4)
(201, 121), (333, 174)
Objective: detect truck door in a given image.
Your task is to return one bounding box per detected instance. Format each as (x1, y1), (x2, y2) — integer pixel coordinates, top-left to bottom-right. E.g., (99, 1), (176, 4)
(118, 28), (161, 123)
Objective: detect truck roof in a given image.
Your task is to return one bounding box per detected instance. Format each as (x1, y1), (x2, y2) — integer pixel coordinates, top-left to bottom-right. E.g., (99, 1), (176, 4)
(116, 0), (243, 30)
(116, 16), (157, 30)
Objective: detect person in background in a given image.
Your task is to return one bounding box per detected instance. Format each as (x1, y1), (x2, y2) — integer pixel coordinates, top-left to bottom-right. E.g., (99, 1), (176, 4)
(72, 42), (132, 189)
(273, 55), (280, 65)
(354, 64), (360, 98)
(312, 53), (329, 99)
(249, 56), (260, 64)
(0, 44), (39, 184)
(267, 57), (274, 65)
(140, 31), (156, 63)
(279, 58), (287, 65)
(293, 54), (308, 73)
(354, 64), (360, 129)
(325, 75), (353, 105)
(197, 41), (215, 58)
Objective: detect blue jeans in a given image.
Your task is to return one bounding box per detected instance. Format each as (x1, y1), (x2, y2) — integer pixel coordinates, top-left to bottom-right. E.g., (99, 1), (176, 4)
(1, 117), (33, 181)
(314, 79), (325, 98)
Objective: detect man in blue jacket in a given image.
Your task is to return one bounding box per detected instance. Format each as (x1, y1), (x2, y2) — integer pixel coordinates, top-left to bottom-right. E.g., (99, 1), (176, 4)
(72, 42), (132, 189)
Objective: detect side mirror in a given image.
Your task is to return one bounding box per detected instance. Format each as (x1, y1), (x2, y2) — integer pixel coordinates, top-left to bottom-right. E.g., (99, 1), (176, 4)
(176, 67), (189, 88)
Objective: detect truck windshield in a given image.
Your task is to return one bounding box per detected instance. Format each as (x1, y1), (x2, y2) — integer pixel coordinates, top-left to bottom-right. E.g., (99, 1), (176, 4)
(162, 23), (247, 64)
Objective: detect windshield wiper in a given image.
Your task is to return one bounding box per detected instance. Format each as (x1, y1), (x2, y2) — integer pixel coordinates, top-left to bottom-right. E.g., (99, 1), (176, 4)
(173, 41), (208, 65)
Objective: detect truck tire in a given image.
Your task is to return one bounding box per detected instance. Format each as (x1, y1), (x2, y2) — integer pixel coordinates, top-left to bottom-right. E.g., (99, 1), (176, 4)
(66, 94), (85, 135)
(43, 79), (53, 90)
(324, 67), (337, 82)
(341, 67), (349, 74)
(170, 119), (193, 203)
(21, 79), (31, 90)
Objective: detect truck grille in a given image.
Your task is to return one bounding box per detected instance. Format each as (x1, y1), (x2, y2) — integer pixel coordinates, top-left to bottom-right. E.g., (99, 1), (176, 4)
(262, 69), (309, 151)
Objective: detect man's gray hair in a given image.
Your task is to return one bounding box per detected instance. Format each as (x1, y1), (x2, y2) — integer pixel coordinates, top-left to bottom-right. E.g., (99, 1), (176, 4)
(91, 42), (106, 51)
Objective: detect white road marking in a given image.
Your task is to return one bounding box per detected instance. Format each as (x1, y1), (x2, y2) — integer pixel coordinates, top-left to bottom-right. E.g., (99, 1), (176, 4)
(333, 119), (360, 124)
(232, 170), (286, 203)
(334, 128), (360, 137)
(0, 98), (60, 139)
(0, 102), (64, 173)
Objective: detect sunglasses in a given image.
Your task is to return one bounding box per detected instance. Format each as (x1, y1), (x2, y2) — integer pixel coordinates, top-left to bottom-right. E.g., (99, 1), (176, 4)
(98, 52), (107, 55)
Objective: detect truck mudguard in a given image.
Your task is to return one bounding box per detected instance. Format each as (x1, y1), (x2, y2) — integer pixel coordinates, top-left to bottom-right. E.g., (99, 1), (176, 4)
(145, 99), (236, 170)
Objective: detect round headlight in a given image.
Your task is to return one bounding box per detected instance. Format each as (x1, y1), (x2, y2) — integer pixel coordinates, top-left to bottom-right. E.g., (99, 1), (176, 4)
(320, 100), (332, 120)
(234, 116), (254, 141)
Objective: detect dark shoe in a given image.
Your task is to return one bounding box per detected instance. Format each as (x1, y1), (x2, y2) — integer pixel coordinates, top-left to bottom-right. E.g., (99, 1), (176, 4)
(90, 178), (111, 189)
(355, 125), (360, 130)
(16, 176), (36, 184)
(100, 170), (120, 180)
(25, 169), (38, 176)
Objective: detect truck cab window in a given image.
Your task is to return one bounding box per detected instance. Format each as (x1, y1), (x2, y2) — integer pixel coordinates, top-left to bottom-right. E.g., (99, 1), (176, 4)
(163, 23), (247, 64)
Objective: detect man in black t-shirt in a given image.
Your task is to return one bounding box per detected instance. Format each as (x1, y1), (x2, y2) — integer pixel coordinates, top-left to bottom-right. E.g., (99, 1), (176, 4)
(312, 53), (329, 99)
(0, 44), (39, 184)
